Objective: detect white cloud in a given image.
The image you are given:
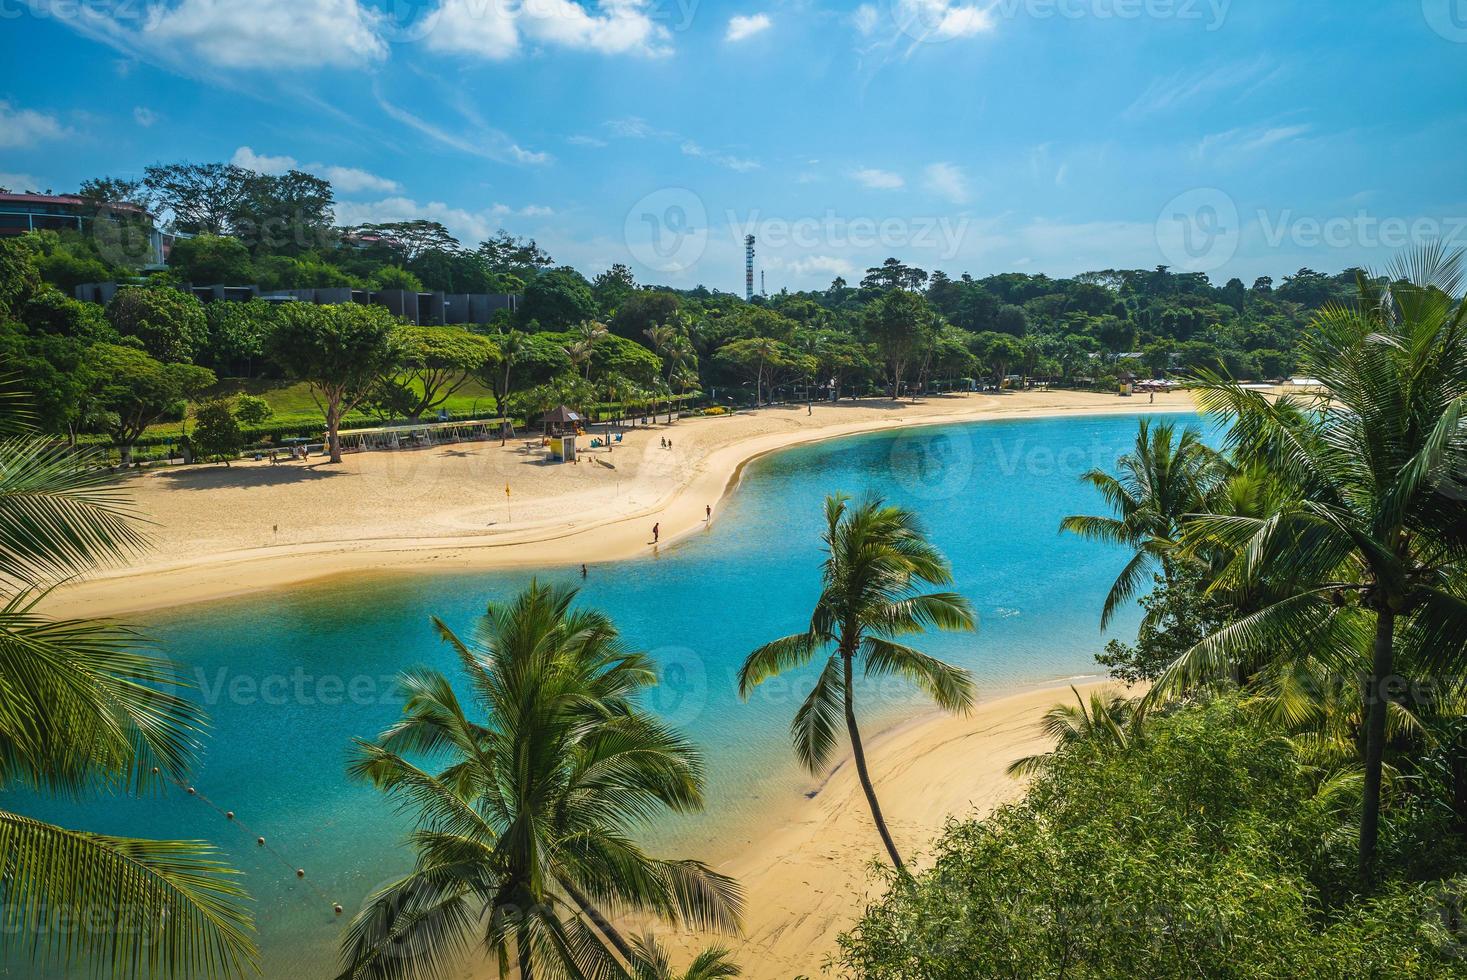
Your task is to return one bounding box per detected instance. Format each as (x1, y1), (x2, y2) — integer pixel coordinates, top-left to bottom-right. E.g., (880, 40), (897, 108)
(1124, 57), (1281, 120)
(424, 0), (672, 59)
(231, 146), (298, 174)
(568, 134), (609, 147)
(923, 162), (969, 204)
(0, 101), (65, 149)
(510, 144), (552, 164)
(0, 171), (47, 193)
(230, 146), (402, 194)
(852, 167), (904, 190)
(132, 106), (159, 127)
(140, 0), (386, 69)
(1196, 124), (1310, 160)
(725, 12), (771, 41)
(890, 0), (995, 39)
(335, 196), (551, 245)
(317, 165), (400, 194)
(852, 3), (879, 34)
(680, 140), (760, 172)
(374, 90), (551, 166)
(787, 255), (854, 278)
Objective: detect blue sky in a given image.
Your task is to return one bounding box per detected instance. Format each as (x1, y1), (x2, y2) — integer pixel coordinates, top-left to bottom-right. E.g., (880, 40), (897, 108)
(2, 0), (1465, 292)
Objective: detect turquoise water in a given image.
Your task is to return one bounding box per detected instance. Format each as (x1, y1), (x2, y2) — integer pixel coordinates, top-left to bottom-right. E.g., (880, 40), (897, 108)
(7, 411), (1199, 978)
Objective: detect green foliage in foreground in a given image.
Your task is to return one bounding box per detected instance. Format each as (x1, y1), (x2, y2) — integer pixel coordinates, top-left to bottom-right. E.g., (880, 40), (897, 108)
(837, 696), (1467, 979)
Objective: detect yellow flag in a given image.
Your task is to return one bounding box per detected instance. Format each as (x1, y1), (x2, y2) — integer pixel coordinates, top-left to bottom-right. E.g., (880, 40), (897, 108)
(505, 483), (511, 497)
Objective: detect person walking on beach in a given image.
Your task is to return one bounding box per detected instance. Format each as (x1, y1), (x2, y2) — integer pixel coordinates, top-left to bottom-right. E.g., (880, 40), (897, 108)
(652, 522), (660, 544)
(1149, 390), (1155, 404)
(706, 504), (711, 520)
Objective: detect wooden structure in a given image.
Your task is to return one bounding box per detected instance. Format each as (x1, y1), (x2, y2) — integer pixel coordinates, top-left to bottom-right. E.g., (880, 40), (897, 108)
(335, 417), (510, 452)
(539, 405), (584, 436)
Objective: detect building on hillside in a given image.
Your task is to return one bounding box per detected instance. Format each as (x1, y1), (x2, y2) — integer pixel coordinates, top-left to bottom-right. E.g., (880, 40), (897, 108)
(73, 281), (519, 327)
(0, 192), (171, 267)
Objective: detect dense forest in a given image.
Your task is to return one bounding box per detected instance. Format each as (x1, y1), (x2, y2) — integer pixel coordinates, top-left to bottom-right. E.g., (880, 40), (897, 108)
(3, 160), (1359, 459)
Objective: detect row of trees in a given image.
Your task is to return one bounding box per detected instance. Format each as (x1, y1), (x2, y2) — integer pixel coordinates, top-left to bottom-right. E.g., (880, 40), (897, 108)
(2, 156), (1366, 461)
(837, 244), (1467, 975)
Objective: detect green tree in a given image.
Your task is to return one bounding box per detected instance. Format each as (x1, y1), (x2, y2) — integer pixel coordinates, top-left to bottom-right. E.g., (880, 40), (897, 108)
(338, 582), (742, 980)
(0, 406), (255, 977)
(1005, 686), (1143, 776)
(85, 343), (216, 464)
(266, 303), (401, 462)
(628, 936), (741, 980)
(518, 266), (596, 331)
(837, 696), (1466, 979)
(592, 262), (637, 315)
(714, 337), (811, 407)
(739, 494), (976, 872)
(201, 298), (278, 375)
(862, 290), (934, 400)
(105, 284), (208, 364)
(167, 234), (255, 285)
(1060, 419), (1222, 628)
(366, 264), (423, 292)
(191, 397), (243, 464)
(143, 162), (249, 236)
(385, 325), (499, 420)
(1154, 245), (1467, 878)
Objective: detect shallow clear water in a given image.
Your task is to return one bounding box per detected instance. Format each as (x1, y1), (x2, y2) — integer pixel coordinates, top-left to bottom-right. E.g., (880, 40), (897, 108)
(8, 410), (1201, 978)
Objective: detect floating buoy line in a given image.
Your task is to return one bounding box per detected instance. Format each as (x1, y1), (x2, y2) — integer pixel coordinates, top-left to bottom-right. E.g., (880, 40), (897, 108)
(154, 767), (345, 918)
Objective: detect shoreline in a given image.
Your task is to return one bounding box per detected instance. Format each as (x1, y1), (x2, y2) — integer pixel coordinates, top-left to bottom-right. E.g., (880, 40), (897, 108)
(46, 391), (1196, 620)
(618, 676), (1124, 980)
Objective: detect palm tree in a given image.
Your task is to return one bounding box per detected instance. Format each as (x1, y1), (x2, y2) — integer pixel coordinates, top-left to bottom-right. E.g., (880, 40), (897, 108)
(1151, 244), (1467, 877)
(738, 494), (976, 873)
(491, 328), (526, 444)
(628, 935), (740, 980)
(338, 582), (742, 980)
(0, 429), (256, 977)
(1060, 419), (1224, 628)
(1005, 686), (1142, 776)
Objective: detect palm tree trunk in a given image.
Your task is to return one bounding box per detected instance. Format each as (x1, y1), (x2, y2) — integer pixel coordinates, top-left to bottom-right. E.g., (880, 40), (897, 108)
(843, 652), (907, 874)
(560, 879), (636, 966)
(1360, 605), (1396, 879)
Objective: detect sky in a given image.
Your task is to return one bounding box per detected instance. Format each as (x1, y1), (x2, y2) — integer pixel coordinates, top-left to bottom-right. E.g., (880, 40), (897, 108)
(1, 0), (1465, 293)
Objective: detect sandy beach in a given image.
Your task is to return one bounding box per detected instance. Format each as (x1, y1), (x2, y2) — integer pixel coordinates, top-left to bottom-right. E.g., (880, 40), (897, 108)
(44, 391), (1158, 978)
(46, 389), (1195, 620)
(683, 679), (1119, 979)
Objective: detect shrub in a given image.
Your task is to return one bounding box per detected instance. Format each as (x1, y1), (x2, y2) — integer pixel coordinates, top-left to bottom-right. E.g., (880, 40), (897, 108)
(192, 398), (243, 464)
(234, 393), (272, 427)
(837, 696), (1467, 978)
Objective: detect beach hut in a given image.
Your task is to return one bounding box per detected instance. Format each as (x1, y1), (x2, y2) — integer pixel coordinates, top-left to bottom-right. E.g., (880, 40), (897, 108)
(1118, 371), (1135, 397)
(540, 405), (584, 436)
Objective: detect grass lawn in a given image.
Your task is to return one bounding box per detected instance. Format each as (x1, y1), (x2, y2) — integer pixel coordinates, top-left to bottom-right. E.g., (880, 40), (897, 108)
(134, 377), (506, 441)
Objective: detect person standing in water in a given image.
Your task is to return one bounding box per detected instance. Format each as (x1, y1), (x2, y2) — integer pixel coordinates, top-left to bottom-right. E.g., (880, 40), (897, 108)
(580, 563), (588, 578)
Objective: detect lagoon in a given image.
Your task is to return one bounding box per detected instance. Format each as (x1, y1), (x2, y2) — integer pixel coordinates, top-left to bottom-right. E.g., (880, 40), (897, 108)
(12, 411), (1201, 979)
